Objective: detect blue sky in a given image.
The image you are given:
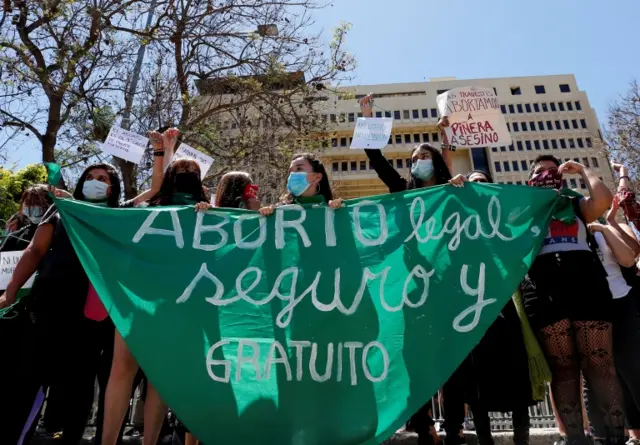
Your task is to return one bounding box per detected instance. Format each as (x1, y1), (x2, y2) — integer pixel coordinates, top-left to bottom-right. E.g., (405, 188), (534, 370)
(6, 0), (638, 167)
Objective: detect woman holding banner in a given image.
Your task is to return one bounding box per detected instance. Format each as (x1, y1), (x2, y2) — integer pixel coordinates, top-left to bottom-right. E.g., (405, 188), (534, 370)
(522, 155), (625, 445)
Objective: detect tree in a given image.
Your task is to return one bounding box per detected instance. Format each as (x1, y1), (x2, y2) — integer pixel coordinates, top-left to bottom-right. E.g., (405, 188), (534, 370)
(0, 163), (47, 226)
(606, 79), (640, 190)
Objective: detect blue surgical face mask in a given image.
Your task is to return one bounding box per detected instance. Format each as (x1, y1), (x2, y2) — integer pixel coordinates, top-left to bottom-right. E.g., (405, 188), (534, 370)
(411, 159), (434, 181)
(287, 172), (311, 197)
(23, 206), (44, 224)
(82, 179), (110, 202)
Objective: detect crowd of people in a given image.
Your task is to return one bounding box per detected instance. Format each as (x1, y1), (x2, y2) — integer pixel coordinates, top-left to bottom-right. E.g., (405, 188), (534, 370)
(0, 94), (639, 445)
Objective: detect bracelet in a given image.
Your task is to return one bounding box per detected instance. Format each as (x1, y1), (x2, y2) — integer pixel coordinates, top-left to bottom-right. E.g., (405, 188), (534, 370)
(153, 151), (165, 157)
(620, 175), (630, 181)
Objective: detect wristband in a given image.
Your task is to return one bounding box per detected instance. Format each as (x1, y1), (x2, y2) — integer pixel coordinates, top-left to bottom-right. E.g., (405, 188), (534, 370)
(153, 151), (165, 157)
(620, 175), (630, 181)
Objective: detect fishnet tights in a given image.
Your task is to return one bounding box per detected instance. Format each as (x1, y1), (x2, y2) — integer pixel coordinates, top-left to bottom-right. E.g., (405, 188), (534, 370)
(540, 319), (624, 440)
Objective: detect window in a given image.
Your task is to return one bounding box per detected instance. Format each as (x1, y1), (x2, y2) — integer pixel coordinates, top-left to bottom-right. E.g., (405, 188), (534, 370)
(534, 103), (540, 112)
(509, 104), (515, 114)
(526, 104), (532, 113)
(513, 122), (519, 132)
(330, 114), (336, 122)
(559, 84), (571, 93)
(580, 119), (587, 129)
(471, 147), (490, 172)
(591, 157), (599, 168)
(558, 102), (565, 112)
(570, 179), (577, 188)
(521, 160), (528, 170)
(421, 109), (429, 118)
(530, 121), (536, 131)
(516, 181), (523, 185)
(513, 161), (520, 171)
(509, 144), (515, 152)
(403, 110), (410, 119)
(348, 113), (355, 123)
(586, 137), (592, 147)
(563, 120), (570, 129)
(517, 141), (523, 151)
(563, 180), (569, 188)
(413, 134), (421, 143)
(521, 122), (528, 131)
(437, 89), (449, 95)
(388, 136), (392, 145)
(332, 162), (339, 172)
(494, 161), (502, 172)
(321, 115), (328, 123)
(404, 134), (411, 144)
(432, 133), (439, 142)
(542, 103), (548, 112)
(538, 121), (545, 131)
(546, 121), (553, 130)
(406, 159), (411, 168)
(350, 161), (357, 171)
(340, 137), (347, 147)
(525, 140), (532, 150)
(431, 108), (438, 118)
(568, 138), (575, 149)
(566, 102), (573, 111)
(394, 110), (401, 120)
(550, 102), (557, 112)
(501, 146), (506, 152)
(375, 111), (382, 118)
(501, 105), (507, 114)
(511, 86), (521, 95)
(507, 122), (511, 132)
(395, 135), (402, 144)
(422, 133), (430, 143)
(582, 158), (589, 167)
(412, 109), (419, 119)
(339, 113), (346, 123)
(534, 140), (541, 150)
(575, 101), (582, 111)
(543, 140), (549, 150)
(560, 139), (567, 149)
(360, 160), (367, 170)
(517, 104), (523, 113)
(492, 147), (498, 152)
(341, 161), (347, 171)
(535, 85), (546, 94)
(396, 159), (403, 169)
(349, 137), (354, 145)
(551, 139), (558, 149)
(385, 111), (392, 118)
(579, 179), (586, 189)
(572, 119), (578, 129)
(331, 138), (338, 147)
(357, 112), (363, 118)
(503, 161), (511, 172)
(577, 138), (584, 148)
(555, 120), (561, 130)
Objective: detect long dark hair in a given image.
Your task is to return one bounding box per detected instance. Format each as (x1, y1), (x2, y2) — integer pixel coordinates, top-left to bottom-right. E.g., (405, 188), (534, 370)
(215, 172), (252, 208)
(280, 152), (333, 204)
(407, 143), (452, 190)
(150, 159), (206, 207)
(73, 163), (122, 208)
(466, 169), (494, 184)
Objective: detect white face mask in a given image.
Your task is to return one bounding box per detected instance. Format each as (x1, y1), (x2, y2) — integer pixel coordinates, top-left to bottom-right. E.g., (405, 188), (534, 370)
(411, 159), (434, 181)
(82, 180), (109, 202)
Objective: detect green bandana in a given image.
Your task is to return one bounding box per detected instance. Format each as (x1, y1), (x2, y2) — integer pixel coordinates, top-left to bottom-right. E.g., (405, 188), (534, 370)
(552, 188), (584, 224)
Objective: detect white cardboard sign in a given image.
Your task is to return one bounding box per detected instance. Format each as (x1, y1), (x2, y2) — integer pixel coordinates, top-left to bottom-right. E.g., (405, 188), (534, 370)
(436, 86), (511, 148)
(0, 251), (35, 290)
(101, 127), (148, 164)
(174, 143), (214, 179)
(350, 118), (393, 149)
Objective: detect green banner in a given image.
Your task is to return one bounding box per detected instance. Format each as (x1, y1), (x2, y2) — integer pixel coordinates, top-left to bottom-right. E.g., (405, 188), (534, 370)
(55, 183), (558, 445)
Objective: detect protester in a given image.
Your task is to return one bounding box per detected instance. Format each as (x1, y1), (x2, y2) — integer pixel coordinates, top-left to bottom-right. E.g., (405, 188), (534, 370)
(522, 155), (625, 445)
(102, 155), (211, 445)
(214, 171), (260, 210)
(444, 169), (538, 445)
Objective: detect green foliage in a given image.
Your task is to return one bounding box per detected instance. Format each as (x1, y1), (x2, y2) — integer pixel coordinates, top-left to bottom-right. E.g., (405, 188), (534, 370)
(0, 164), (48, 224)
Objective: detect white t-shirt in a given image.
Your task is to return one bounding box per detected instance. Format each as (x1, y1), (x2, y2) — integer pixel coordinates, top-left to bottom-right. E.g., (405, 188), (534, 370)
(538, 218), (591, 256)
(594, 231), (632, 299)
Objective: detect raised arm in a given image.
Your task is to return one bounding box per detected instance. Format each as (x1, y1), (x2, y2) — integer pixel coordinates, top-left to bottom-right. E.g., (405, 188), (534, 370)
(437, 116), (453, 173)
(359, 95), (407, 193)
(607, 196), (640, 258)
(558, 161), (612, 223)
(590, 223), (638, 268)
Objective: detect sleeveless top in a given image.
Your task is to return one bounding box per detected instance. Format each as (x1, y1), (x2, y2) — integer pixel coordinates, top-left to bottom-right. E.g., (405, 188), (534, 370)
(594, 231), (633, 299)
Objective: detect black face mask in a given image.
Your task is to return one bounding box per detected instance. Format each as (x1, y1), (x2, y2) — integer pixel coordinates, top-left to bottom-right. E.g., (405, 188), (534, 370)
(174, 171), (202, 195)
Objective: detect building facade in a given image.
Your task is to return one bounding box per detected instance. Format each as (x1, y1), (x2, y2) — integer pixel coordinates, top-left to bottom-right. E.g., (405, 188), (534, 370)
(322, 74), (613, 198)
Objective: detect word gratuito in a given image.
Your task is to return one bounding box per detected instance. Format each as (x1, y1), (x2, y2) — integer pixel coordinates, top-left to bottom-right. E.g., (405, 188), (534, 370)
(132, 196), (513, 253)
(206, 339), (389, 385)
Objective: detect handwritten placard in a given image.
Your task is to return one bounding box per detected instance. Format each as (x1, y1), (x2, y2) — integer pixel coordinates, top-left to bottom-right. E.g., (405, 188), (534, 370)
(350, 118), (393, 149)
(174, 143), (214, 179)
(101, 127), (148, 164)
(0, 251), (35, 290)
(436, 87), (511, 148)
